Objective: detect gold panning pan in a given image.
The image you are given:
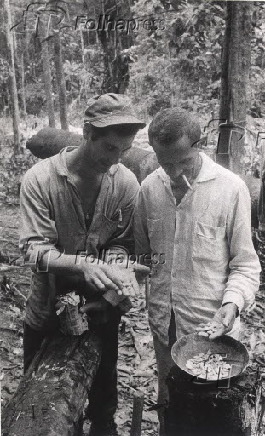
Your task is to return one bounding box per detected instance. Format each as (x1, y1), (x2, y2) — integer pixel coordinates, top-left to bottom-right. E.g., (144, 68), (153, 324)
(171, 333), (249, 382)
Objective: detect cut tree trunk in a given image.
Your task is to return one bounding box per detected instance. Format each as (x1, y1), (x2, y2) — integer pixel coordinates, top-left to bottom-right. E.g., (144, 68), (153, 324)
(165, 365), (263, 436)
(2, 330), (102, 436)
(217, 2), (252, 175)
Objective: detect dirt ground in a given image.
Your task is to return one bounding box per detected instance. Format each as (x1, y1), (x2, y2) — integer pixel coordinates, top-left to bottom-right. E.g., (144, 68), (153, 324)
(1, 205), (265, 435)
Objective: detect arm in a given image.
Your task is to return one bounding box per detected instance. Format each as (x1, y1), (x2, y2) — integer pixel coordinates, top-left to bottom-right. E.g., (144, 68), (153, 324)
(133, 188), (152, 305)
(133, 188), (152, 264)
(222, 180), (261, 311)
(20, 170), (125, 296)
(99, 175), (150, 308)
(196, 180), (261, 339)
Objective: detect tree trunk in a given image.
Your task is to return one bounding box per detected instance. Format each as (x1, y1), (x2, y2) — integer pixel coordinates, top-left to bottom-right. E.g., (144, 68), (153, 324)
(165, 365), (263, 436)
(88, 0), (133, 94)
(38, 18), (56, 128)
(3, 0), (20, 153)
(217, 2), (252, 175)
(54, 33), (68, 130)
(20, 51), (27, 118)
(2, 330), (102, 435)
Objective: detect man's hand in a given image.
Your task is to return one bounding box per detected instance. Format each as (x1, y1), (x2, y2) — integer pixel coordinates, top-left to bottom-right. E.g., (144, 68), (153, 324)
(80, 258), (150, 298)
(133, 263), (151, 284)
(103, 263), (150, 297)
(80, 260), (124, 294)
(195, 303), (238, 340)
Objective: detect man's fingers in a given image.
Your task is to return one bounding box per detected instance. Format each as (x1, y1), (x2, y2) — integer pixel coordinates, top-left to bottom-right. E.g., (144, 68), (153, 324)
(196, 306), (236, 340)
(196, 322), (219, 338)
(92, 276), (107, 291)
(94, 271), (118, 291)
(209, 326), (225, 340)
(100, 265), (124, 290)
(222, 316), (230, 328)
(195, 323), (211, 332)
(221, 310), (234, 329)
(132, 264), (150, 274)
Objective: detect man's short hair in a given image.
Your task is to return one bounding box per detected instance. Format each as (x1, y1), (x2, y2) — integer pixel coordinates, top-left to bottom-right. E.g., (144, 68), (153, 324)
(84, 123), (141, 141)
(148, 108), (201, 147)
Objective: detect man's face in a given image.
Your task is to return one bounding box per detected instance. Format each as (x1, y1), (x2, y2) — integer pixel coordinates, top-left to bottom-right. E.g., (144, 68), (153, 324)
(84, 129), (135, 173)
(152, 135), (199, 183)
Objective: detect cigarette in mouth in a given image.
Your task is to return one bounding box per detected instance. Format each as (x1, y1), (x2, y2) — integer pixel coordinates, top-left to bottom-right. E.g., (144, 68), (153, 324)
(182, 174), (193, 189)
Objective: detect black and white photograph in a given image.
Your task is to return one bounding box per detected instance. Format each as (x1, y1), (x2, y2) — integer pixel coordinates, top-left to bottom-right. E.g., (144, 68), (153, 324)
(0, 0), (265, 435)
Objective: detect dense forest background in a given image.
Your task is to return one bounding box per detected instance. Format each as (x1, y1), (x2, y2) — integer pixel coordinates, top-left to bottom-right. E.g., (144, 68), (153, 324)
(1, 0), (265, 203)
(1, 2), (265, 434)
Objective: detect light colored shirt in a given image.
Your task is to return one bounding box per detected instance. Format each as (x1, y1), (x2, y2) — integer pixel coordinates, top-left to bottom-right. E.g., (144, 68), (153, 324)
(20, 147), (139, 331)
(134, 152), (261, 345)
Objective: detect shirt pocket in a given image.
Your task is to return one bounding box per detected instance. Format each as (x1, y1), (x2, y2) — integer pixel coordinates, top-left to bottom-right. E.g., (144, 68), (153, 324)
(193, 221), (226, 262)
(147, 218), (165, 255)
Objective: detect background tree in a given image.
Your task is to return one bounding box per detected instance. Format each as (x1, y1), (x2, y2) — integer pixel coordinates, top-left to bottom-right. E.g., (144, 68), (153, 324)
(38, 14), (56, 128)
(217, 1), (253, 175)
(54, 32), (68, 130)
(84, 0), (134, 94)
(3, 0), (20, 153)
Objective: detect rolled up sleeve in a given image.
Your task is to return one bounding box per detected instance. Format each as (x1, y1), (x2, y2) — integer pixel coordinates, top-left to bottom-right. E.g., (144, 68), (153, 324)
(222, 180), (261, 311)
(19, 169), (58, 268)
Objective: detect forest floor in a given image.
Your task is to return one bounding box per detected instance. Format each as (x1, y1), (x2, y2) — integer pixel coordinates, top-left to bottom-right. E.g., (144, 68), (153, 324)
(1, 204), (265, 436)
(0, 205), (158, 435)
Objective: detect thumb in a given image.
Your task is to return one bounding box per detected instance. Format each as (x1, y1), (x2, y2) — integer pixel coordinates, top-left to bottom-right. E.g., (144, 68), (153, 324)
(222, 309), (231, 328)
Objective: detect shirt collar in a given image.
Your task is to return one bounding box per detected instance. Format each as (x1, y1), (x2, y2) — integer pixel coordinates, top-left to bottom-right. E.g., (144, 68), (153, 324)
(196, 152), (218, 183)
(157, 151), (218, 186)
(53, 147), (119, 178)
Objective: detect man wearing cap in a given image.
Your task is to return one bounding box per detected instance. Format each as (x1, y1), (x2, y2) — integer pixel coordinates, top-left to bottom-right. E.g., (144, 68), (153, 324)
(134, 108), (260, 435)
(20, 94), (147, 436)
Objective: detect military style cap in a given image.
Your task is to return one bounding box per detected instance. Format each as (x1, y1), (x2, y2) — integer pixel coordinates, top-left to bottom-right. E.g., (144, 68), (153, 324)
(84, 93), (146, 128)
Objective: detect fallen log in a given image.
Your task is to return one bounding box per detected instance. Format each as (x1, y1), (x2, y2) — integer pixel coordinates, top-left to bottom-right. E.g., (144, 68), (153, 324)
(2, 330), (101, 436)
(26, 127), (260, 228)
(26, 127), (159, 183)
(26, 127), (83, 159)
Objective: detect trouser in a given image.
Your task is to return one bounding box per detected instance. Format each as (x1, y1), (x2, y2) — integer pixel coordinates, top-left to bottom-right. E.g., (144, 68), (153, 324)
(23, 306), (121, 424)
(152, 311), (176, 436)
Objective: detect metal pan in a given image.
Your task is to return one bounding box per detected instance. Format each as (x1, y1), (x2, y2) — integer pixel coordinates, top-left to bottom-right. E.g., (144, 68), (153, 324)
(171, 333), (249, 382)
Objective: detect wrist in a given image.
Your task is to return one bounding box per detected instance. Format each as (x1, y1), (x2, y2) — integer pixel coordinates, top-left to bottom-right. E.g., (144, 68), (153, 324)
(76, 255), (94, 273)
(222, 302), (239, 317)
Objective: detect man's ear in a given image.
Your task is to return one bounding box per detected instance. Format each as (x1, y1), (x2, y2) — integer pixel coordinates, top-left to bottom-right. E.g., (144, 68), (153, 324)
(83, 123), (91, 141)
